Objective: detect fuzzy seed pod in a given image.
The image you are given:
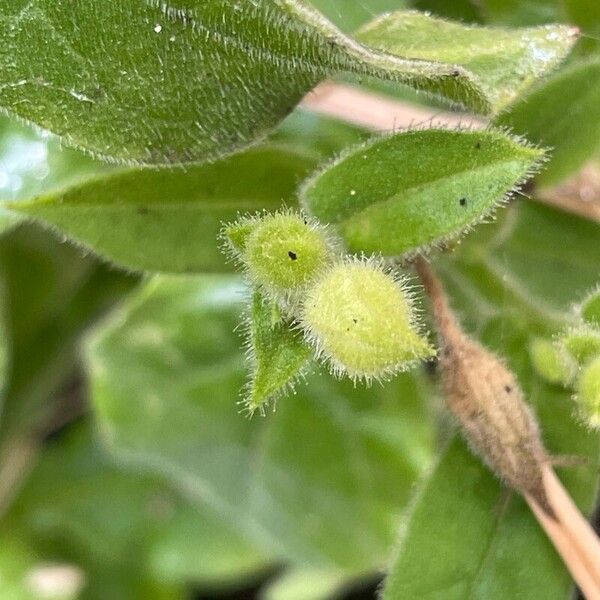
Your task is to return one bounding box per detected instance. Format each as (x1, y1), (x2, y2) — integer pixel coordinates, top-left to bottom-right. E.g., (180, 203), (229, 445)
(223, 211), (336, 309)
(300, 258), (434, 381)
(576, 356), (600, 430)
(529, 337), (576, 386)
(560, 325), (600, 365)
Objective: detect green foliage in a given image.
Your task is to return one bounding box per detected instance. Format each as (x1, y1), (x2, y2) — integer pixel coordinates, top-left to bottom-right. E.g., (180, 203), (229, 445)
(0, 1), (599, 598)
(0, 1), (575, 165)
(498, 57), (600, 185)
(6, 145), (314, 273)
(302, 129), (543, 256)
(529, 337), (576, 385)
(244, 292), (312, 414)
(87, 274), (436, 574)
(356, 10), (575, 110)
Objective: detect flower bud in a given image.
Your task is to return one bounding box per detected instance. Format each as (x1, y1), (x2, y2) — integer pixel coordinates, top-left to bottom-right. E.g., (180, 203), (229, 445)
(580, 286), (600, 328)
(560, 325), (600, 365)
(529, 337), (576, 386)
(224, 211), (335, 308)
(300, 259), (434, 381)
(576, 356), (600, 429)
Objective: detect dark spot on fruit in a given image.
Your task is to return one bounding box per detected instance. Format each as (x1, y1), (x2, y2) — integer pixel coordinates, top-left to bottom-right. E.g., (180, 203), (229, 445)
(288, 251), (297, 260)
(352, 318), (357, 324)
(475, 142), (481, 149)
(505, 385), (512, 393)
(459, 197), (467, 207)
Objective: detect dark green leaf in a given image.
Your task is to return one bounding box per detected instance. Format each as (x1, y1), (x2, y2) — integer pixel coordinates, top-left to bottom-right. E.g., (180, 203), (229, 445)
(302, 129), (542, 257)
(0, 2), (575, 165)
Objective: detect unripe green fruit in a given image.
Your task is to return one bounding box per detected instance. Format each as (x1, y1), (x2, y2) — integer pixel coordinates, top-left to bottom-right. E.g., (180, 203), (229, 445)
(300, 259), (434, 381)
(580, 286), (600, 328)
(576, 356), (600, 430)
(529, 337), (576, 386)
(225, 212), (336, 308)
(560, 325), (600, 365)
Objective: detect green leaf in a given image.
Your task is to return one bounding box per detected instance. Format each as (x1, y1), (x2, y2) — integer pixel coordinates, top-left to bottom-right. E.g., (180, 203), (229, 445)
(5, 145), (314, 273)
(8, 422), (268, 594)
(244, 292), (312, 414)
(497, 57), (600, 186)
(0, 2), (574, 165)
(356, 10), (576, 111)
(87, 274), (435, 572)
(301, 129), (542, 257)
(383, 201), (600, 599)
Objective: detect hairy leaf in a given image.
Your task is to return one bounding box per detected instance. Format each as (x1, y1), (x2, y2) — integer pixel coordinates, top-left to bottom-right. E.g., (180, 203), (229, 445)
(356, 10), (575, 110)
(5, 146), (314, 273)
(0, 2), (574, 165)
(383, 201), (600, 599)
(497, 57), (600, 185)
(87, 275), (435, 572)
(302, 129), (542, 257)
(244, 292), (312, 414)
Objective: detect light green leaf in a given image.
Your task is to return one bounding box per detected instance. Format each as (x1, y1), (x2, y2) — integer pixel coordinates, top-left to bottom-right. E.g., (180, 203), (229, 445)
(383, 201), (600, 599)
(529, 337), (575, 385)
(560, 325), (600, 364)
(87, 274), (435, 572)
(0, 2), (574, 165)
(356, 10), (576, 111)
(244, 291), (313, 414)
(301, 129), (542, 257)
(5, 145), (314, 273)
(497, 57), (600, 186)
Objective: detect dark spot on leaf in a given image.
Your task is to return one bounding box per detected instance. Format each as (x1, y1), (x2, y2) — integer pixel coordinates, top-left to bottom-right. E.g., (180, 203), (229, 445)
(459, 197), (467, 207)
(288, 251), (297, 260)
(137, 206), (149, 215)
(451, 69), (461, 77)
(475, 142), (481, 149)
(352, 318), (357, 324)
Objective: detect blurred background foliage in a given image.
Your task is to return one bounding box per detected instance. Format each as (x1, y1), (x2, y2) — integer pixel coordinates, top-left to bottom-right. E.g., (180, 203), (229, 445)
(0, 1), (599, 599)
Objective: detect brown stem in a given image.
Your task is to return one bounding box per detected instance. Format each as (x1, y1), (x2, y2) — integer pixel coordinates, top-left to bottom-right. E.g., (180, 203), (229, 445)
(415, 256), (600, 598)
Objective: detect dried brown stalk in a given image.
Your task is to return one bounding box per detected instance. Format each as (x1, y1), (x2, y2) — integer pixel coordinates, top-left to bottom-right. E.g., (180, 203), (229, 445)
(415, 255), (600, 599)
